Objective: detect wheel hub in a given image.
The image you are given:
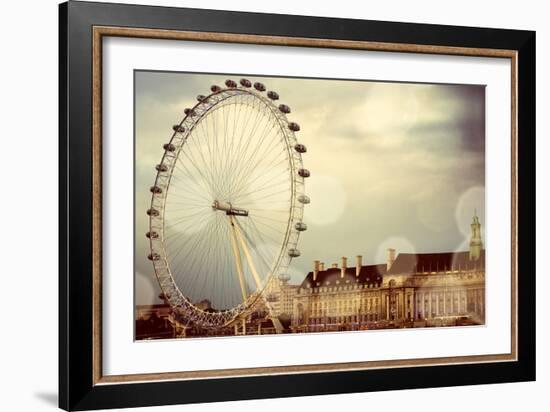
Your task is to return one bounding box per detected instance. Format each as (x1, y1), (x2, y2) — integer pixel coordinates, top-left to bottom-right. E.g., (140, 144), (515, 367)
(212, 200), (249, 216)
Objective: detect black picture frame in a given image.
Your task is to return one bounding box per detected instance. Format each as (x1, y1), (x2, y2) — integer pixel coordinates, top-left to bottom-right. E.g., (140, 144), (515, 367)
(59, 1), (536, 410)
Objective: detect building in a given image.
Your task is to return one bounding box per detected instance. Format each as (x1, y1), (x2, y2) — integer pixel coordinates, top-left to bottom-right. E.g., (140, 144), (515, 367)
(135, 293), (194, 339)
(264, 274), (299, 317)
(291, 211), (485, 331)
(135, 303), (176, 340)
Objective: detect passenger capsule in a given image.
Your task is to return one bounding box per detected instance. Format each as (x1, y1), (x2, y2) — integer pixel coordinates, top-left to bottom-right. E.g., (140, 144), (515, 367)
(297, 194), (310, 204)
(288, 122), (301, 132)
(294, 143), (307, 153)
(150, 186), (162, 194)
(155, 164), (168, 172)
(184, 108), (195, 116)
(278, 104), (291, 114)
(239, 78), (252, 87)
(172, 125), (185, 133)
(288, 248), (301, 257)
(163, 143), (176, 152)
(211, 85), (222, 93)
(196, 94), (207, 102)
(267, 91), (279, 100)
(148, 253), (161, 261)
(253, 82), (266, 92)
(146, 231), (159, 239)
(146, 208), (159, 217)
(298, 169), (310, 178)
(225, 79), (237, 88)
(295, 222), (308, 231)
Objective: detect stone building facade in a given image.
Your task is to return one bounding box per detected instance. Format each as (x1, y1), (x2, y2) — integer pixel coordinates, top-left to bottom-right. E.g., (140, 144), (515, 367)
(291, 212), (485, 331)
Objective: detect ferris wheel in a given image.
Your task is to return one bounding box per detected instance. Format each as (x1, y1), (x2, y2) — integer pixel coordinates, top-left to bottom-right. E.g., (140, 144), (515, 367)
(146, 78), (310, 328)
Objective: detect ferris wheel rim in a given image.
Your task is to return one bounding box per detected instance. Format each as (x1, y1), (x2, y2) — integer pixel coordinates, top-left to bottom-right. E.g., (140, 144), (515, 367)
(146, 80), (307, 328)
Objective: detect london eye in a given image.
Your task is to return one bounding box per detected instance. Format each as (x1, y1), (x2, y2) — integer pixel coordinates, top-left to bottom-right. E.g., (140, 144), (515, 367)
(146, 78), (309, 328)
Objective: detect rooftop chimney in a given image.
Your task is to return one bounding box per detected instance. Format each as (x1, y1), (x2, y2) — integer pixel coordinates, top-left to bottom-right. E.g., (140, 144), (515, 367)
(356, 255), (362, 277)
(387, 248), (396, 271)
(313, 260), (320, 281)
(341, 256), (347, 278)
(319, 262), (325, 271)
(331, 263), (338, 269)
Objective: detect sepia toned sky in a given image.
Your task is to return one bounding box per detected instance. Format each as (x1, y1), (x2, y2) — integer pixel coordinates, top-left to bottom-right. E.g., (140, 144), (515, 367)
(135, 71), (485, 305)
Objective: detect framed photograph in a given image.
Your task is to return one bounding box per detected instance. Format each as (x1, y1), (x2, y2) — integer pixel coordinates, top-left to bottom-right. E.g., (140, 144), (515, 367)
(59, 1), (535, 410)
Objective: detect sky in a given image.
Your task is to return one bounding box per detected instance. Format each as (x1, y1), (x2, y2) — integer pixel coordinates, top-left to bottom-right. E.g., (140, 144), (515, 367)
(134, 71), (485, 306)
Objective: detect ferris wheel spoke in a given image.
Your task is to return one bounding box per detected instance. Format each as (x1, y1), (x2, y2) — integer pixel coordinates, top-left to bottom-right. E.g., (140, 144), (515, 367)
(210, 105), (221, 191)
(164, 212), (215, 249)
(247, 206), (291, 212)
(188, 215), (236, 308)
(231, 139), (281, 196)
(195, 112), (218, 187)
(184, 130), (223, 196)
(247, 220), (286, 247)
(188, 125), (217, 197)
(165, 190), (209, 207)
(172, 217), (220, 293)
(228, 108), (276, 184)
(207, 115), (230, 200)
(231, 151), (287, 201)
(246, 128), (285, 171)
(164, 208), (212, 229)
(208, 104), (237, 197)
(190, 220), (225, 302)
(223, 101), (251, 198)
(218, 102), (233, 192)
(220, 221), (244, 307)
(231, 217), (264, 290)
(171, 157), (215, 202)
(165, 216), (206, 240)
(237, 137), (288, 193)
(239, 218), (282, 274)
(232, 171), (290, 202)
(164, 217), (217, 248)
(249, 214), (289, 225)
(225, 101), (265, 194)
(229, 120), (277, 191)
(247, 225), (280, 271)
(165, 187), (210, 205)
(236, 187), (292, 205)
(209, 216), (232, 307)
(178, 142), (219, 196)
(214, 102), (227, 178)
(213, 105), (229, 198)
(228, 101), (246, 157)
(231, 99), (260, 164)
(165, 202), (210, 210)
(164, 228), (201, 249)
(166, 224), (216, 282)
(228, 216), (249, 301)
(217, 117), (232, 198)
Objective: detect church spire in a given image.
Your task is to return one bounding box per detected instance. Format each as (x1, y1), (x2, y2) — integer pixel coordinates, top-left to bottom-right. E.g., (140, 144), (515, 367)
(469, 209), (482, 261)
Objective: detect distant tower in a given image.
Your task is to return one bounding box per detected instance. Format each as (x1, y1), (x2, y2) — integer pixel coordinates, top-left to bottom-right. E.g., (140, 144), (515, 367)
(469, 209), (483, 261)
